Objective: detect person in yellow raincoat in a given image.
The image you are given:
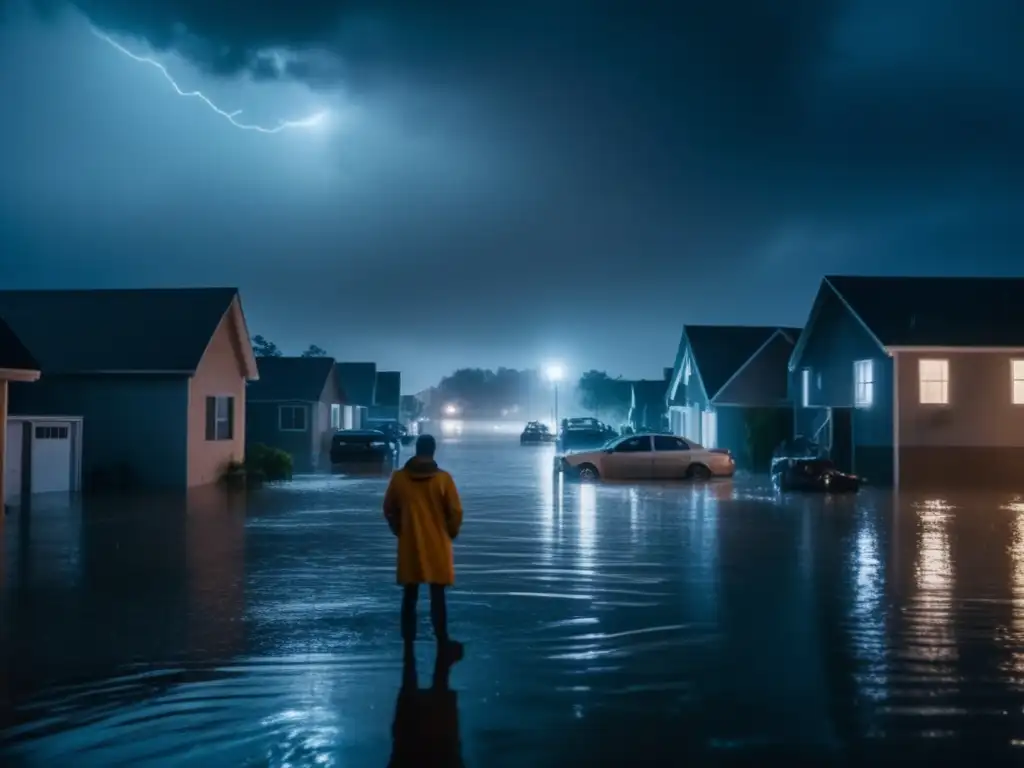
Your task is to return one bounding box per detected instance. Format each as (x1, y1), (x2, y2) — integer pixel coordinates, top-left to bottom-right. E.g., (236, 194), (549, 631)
(383, 434), (464, 657)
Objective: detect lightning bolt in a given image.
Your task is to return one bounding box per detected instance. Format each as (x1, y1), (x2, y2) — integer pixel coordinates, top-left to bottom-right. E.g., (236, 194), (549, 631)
(90, 28), (329, 134)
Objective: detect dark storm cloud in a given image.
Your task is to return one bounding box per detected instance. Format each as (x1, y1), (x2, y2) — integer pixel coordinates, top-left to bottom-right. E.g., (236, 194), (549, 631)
(5, 0), (1024, 390)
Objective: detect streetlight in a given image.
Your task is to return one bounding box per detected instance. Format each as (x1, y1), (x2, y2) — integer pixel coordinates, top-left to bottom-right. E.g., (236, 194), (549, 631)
(545, 364), (564, 433)
(444, 403), (458, 416)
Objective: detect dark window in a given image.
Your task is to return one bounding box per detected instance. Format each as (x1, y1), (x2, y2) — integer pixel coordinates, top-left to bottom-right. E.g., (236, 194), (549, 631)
(34, 425), (69, 440)
(205, 396), (235, 441)
(614, 436), (651, 453)
(279, 405), (308, 432)
(654, 435), (689, 451)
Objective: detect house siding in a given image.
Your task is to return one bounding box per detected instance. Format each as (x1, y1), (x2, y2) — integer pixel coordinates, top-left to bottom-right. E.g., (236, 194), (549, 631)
(246, 401), (318, 469)
(187, 306), (247, 487)
(8, 374), (188, 489)
(791, 284), (894, 483)
(896, 350), (1024, 487)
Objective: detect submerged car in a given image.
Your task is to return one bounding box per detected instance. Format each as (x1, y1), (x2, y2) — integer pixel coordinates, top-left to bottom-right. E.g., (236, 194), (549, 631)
(520, 421), (556, 444)
(329, 430), (398, 468)
(555, 433), (735, 481)
(771, 458), (861, 493)
(558, 417), (618, 452)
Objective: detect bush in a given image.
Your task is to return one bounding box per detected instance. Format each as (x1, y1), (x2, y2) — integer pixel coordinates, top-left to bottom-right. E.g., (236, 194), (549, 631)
(246, 444), (293, 482)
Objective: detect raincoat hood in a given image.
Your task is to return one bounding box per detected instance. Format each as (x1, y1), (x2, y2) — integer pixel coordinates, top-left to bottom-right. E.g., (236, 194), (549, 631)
(404, 457), (439, 481)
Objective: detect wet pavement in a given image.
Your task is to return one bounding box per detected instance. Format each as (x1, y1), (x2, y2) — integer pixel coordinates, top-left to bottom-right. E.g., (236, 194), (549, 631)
(4, 438), (1024, 765)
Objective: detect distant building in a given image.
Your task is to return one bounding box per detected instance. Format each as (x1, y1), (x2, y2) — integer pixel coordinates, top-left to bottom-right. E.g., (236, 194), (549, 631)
(627, 374), (670, 433)
(245, 356), (344, 471)
(0, 288), (258, 494)
(791, 275), (1024, 487)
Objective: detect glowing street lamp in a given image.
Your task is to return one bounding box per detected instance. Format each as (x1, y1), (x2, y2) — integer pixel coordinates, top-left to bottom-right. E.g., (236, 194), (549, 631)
(545, 363), (564, 434)
(444, 403), (459, 416)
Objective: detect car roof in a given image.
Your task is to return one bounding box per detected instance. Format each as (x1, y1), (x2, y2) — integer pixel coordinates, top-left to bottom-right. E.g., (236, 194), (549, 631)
(334, 429), (386, 437)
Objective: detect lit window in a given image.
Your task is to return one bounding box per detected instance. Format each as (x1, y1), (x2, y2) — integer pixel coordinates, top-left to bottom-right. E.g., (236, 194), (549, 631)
(854, 360), (874, 407)
(801, 369), (810, 407)
(918, 359), (949, 404)
(1013, 360), (1024, 404)
(331, 403), (342, 429)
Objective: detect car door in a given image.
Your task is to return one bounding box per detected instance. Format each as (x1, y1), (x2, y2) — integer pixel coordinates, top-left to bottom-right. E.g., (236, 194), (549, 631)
(652, 435), (693, 479)
(606, 435), (654, 479)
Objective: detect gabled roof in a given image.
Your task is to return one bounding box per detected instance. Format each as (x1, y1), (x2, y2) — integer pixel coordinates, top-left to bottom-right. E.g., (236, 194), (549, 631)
(0, 318), (39, 373)
(683, 325), (782, 401)
(247, 356), (339, 402)
(826, 275), (1024, 347)
(0, 287), (255, 375)
(336, 362), (377, 405)
(375, 371), (401, 406)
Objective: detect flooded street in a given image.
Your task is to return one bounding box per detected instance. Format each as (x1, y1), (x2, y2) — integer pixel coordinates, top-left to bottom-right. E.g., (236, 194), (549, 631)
(4, 438), (1024, 765)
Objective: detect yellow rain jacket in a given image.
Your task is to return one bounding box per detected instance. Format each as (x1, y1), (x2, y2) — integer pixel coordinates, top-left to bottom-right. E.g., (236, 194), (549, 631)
(383, 457), (463, 586)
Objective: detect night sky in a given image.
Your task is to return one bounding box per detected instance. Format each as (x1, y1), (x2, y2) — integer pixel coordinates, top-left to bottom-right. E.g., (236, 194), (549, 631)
(1, 1), (1021, 392)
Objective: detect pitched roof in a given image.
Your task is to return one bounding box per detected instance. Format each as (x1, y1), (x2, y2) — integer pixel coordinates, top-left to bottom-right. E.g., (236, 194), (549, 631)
(0, 288), (242, 374)
(0, 318), (39, 372)
(336, 362), (377, 405)
(826, 276), (1024, 347)
(684, 325), (781, 400)
(375, 371), (401, 406)
(246, 356), (338, 401)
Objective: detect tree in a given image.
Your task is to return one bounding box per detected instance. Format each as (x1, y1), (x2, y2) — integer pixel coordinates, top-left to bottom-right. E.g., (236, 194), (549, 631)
(252, 335), (282, 357)
(576, 370), (630, 420)
(301, 344), (328, 358)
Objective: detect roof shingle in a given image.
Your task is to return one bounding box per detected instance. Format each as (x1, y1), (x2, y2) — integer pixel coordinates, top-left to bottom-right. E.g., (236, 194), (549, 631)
(827, 276), (1024, 347)
(0, 318), (38, 372)
(0, 288), (239, 374)
(247, 357), (338, 402)
(684, 325), (779, 399)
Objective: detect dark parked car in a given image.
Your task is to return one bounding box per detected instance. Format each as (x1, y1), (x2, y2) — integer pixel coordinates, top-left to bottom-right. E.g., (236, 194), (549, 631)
(772, 435), (826, 462)
(365, 420), (408, 449)
(330, 430), (398, 469)
(771, 458), (861, 493)
(520, 421), (556, 445)
(557, 417), (618, 452)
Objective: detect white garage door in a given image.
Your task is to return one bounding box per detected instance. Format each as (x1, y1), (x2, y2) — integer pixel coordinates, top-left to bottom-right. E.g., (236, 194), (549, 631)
(31, 423), (72, 494)
(5, 421), (22, 505)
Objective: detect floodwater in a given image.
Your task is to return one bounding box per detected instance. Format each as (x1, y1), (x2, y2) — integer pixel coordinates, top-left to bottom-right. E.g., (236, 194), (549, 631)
(4, 439), (1024, 765)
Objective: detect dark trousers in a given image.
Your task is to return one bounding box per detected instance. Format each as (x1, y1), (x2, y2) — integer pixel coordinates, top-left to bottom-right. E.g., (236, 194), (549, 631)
(402, 583), (448, 642)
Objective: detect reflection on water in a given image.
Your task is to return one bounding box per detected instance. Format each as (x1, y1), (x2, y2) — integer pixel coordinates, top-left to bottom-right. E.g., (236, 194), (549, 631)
(912, 499), (957, 665)
(5, 443), (1024, 763)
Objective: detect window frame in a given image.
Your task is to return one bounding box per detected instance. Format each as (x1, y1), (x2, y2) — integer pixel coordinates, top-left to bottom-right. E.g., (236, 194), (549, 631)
(613, 435), (652, 453)
(653, 435), (690, 451)
(330, 403), (342, 429)
(853, 359), (874, 408)
(1012, 360), (1024, 405)
(918, 359), (950, 405)
(205, 395), (235, 441)
(279, 404), (309, 432)
(801, 368), (810, 407)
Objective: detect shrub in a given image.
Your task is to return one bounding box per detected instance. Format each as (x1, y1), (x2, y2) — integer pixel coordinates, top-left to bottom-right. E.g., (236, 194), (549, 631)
(246, 444), (293, 482)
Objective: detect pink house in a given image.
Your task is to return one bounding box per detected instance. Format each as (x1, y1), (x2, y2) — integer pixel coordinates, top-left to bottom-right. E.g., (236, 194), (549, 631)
(0, 288), (259, 497)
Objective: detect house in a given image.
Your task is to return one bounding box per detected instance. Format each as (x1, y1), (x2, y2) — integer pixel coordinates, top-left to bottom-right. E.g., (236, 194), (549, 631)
(370, 371), (401, 423)
(0, 288), (258, 492)
(335, 362), (377, 428)
(790, 275), (1024, 487)
(245, 356), (344, 471)
(1, 319), (41, 508)
(627, 372), (670, 432)
(667, 324), (798, 469)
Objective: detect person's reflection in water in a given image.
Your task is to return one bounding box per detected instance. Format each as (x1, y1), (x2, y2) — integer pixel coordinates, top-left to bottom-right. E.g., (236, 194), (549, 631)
(388, 645), (465, 768)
